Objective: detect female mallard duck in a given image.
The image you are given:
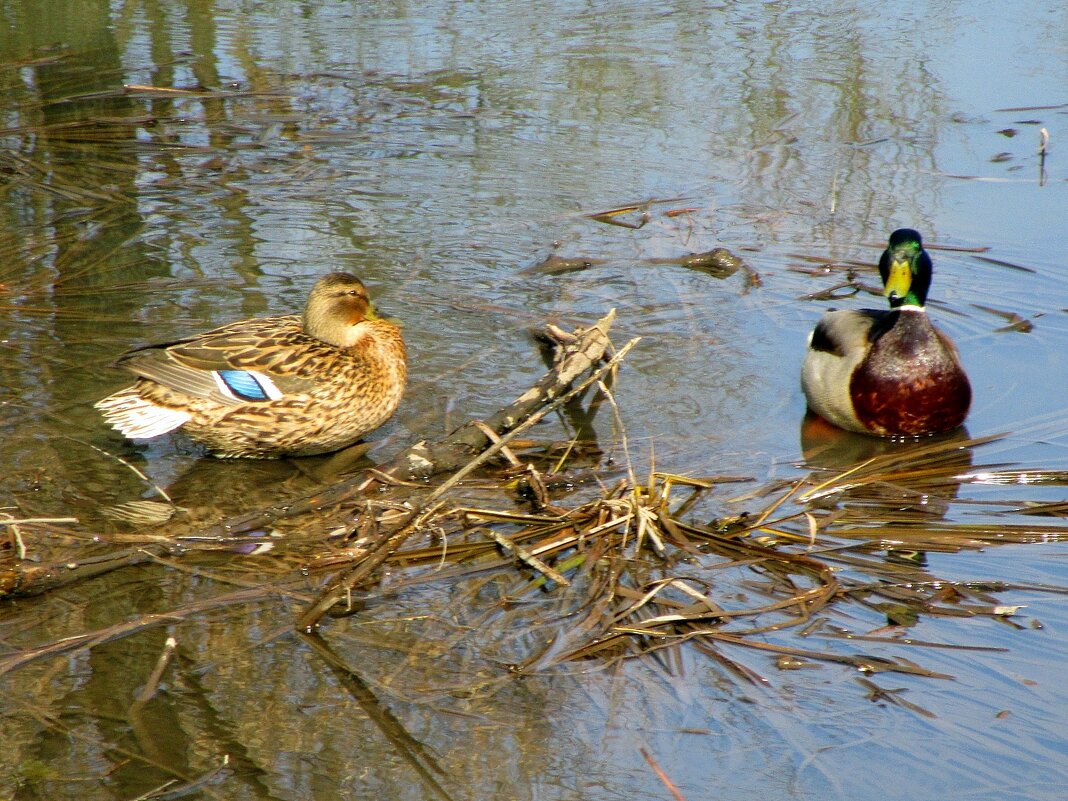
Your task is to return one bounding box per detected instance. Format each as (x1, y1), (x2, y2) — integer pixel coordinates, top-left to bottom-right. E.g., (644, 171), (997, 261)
(96, 272), (407, 458)
(801, 229), (971, 437)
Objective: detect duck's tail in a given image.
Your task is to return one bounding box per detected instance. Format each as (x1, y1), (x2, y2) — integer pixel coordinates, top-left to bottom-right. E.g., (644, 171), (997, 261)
(95, 387), (191, 439)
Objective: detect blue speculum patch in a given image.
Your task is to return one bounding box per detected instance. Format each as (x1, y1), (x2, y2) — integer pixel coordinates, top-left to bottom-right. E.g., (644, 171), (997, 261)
(218, 370), (271, 401)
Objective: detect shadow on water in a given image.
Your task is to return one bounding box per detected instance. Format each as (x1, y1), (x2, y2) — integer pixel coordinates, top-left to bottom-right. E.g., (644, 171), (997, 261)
(3, 1), (1068, 800)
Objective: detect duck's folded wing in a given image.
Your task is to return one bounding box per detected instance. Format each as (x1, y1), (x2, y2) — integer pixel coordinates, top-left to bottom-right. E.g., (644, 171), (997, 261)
(809, 309), (889, 356)
(116, 317), (319, 404)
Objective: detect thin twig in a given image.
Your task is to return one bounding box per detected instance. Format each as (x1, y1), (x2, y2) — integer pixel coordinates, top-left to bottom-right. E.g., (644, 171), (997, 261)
(640, 747), (688, 801)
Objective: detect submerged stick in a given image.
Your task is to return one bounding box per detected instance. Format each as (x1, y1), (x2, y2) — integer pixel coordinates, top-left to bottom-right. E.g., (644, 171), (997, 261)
(0, 586), (283, 677)
(300, 632), (454, 801)
(297, 502), (443, 629)
(0, 547), (162, 599)
(640, 747), (688, 801)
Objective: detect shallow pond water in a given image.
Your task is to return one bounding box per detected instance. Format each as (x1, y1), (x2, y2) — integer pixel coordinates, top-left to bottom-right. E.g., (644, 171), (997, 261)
(2, 2), (1068, 799)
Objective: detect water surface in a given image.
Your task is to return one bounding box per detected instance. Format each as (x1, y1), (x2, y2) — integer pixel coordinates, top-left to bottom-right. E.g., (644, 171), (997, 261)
(2, 2), (1067, 799)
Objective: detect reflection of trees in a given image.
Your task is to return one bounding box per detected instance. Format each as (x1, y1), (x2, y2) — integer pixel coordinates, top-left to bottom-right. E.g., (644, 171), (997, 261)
(0, 8), (174, 799)
(707, 3), (947, 244)
(0, 2), (152, 490)
(0, 0), (298, 503)
(535, 2), (947, 243)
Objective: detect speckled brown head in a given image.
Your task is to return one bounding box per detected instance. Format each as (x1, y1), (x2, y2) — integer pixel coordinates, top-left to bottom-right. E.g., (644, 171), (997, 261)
(303, 272), (379, 348)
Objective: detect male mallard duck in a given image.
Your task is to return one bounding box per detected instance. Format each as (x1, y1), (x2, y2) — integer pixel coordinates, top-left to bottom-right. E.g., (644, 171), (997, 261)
(801, 229), (971, 437)
(96, 272), (407, 457)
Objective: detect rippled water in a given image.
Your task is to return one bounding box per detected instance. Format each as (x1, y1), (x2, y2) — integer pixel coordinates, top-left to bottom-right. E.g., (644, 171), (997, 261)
(2, 2), (1067, 799)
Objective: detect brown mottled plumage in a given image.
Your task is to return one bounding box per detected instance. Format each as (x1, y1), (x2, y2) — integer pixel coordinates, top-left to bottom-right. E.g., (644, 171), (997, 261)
(96, 273), (407, 457)
(801, 229), (971, 437)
